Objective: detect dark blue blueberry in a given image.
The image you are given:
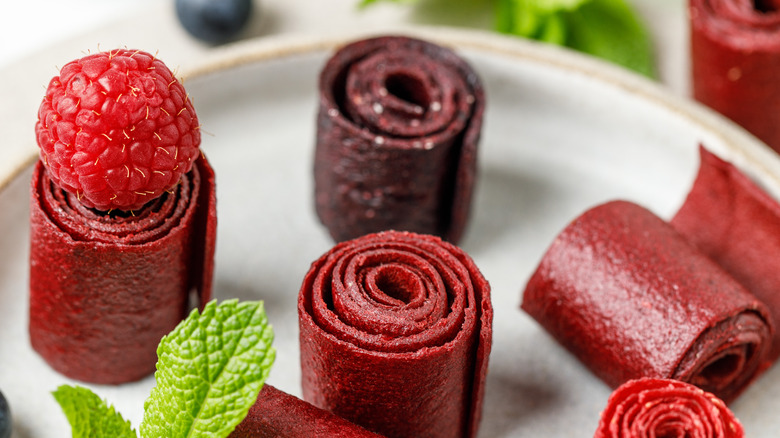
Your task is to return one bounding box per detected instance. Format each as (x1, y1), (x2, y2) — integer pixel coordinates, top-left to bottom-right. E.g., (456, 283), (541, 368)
(175, 0), (254, 45)
(0, 390), (10, 438)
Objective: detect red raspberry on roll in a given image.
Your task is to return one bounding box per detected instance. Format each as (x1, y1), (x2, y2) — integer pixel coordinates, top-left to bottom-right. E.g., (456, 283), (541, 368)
(35, 48), (201, 211)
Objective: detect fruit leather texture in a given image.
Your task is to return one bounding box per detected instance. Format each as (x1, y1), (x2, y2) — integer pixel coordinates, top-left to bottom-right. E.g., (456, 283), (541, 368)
(594, 378), (744, 438)
(229, 385), (384, 438)
(521, 200), (772, 403)
(689, 0), (780, 154)
(29, 154), (217, 384)
(298, 230), (492, 438)
(672, 146), (780, 362)
(314, 35), (485, 244)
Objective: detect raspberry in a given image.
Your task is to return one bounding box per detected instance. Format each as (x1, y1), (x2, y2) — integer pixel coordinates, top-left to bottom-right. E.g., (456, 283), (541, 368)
(35, 49), (201, 212)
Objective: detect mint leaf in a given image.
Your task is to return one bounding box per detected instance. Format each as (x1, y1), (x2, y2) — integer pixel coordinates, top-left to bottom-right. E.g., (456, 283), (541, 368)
(52, 385), (137, 438)
(496, 0), (584, 44)
(359, 0), (654, 76)
(496, 0), (656, 77)
(139, 299), (275, 438)
(359, 0), (413, 7)
(564, 0), (655, 77)
(524, 0), (588, 11)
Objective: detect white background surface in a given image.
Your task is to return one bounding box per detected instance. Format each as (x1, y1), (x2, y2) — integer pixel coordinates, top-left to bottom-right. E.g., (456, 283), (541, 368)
(0, 0), (689, 88)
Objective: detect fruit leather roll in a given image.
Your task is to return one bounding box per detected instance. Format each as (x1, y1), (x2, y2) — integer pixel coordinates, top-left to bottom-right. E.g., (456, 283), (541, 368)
(521, 200), (772, 403)
(29, 154), (216, 384)
(230, 385), (384, 438)
(298, 230), (492, 438)
(689, 0), (780, 154)
(314, 35), (485, 244)
(594, 378), (744, 438)
(672, 146), (780, 362)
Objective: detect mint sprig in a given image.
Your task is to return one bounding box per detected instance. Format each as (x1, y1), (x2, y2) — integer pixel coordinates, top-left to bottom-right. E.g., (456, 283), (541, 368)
(497, 0), (655, 77)
(359, 0), (656, 77)
(53, 299), (275, 438)
(141, 300), (275, 437)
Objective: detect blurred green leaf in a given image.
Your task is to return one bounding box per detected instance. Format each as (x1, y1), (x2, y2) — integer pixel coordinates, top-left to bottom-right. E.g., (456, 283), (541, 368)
(496, 0), (655, 77)
(361, 0), (656, 77)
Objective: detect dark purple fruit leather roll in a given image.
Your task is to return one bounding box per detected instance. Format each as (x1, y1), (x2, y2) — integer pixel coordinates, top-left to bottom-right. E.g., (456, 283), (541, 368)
(314, 35), (485, 244)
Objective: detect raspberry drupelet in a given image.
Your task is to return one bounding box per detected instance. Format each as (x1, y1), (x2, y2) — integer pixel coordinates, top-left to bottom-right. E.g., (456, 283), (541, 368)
(35, 48), (201, 211)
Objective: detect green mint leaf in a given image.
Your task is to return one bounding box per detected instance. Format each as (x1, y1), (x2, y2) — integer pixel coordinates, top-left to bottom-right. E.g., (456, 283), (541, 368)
(139, 299), (275, 438)
(496, 0), (582, 43)
(359, 0), (415, 7)
(52, 385), (137, 438)
(564, 0), (655, 77)
(496, 0), (655, 77)
(525, 0), (588, 11)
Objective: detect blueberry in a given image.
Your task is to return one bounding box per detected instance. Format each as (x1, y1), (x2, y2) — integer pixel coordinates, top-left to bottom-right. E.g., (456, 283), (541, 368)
(0, 390), (10, 438)
(175, 0), (254, 45)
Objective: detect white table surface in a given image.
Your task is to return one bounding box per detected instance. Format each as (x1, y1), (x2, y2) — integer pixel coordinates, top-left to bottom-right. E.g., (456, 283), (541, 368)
(0, 0), (689, 83)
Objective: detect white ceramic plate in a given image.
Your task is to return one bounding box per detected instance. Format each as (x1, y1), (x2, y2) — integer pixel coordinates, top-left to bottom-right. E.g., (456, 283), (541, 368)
(2, 29), (780, 437)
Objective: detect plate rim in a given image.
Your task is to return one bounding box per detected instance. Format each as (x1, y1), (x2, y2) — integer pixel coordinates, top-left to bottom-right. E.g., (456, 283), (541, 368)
(178, 26), (780, 197)
(9, 26), (780, 201)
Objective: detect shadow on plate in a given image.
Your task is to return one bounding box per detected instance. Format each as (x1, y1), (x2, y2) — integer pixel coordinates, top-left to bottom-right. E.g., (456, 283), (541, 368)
(464, 164), (562, 254)
(480, 369), (563, 437)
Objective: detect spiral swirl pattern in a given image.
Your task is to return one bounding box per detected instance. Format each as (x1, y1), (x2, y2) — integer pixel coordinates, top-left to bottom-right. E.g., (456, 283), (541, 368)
(595, 378), (744, 438)
(298, 230), (492, 438)
(40, 156), (194, 244)
(314, 36), (485, 244)
(693, 0), (780, 36)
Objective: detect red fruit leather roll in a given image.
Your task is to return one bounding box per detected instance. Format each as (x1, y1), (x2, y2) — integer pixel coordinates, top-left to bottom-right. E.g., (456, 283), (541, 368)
(672, 146), (780, 362)
(689, 0), (780, 154)
(229, 385), (384, 438)
(521, 200), (772, 403)
(594, 378), (744, 438)
(28, 154), (217, 384)
(314, 35), (485, 244)
(298, 230), (492, 438)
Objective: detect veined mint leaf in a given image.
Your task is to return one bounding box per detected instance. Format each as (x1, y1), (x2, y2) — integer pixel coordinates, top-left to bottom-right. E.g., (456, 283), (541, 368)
(52, 385), (137, 438)
(139, 300), (275, 438)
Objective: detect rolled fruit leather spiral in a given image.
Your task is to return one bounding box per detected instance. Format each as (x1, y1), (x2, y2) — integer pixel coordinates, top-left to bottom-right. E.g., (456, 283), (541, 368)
(690, 0), (780, 154)
(298, 230), (492, 438)
(672, 146), (780, 364)
(314, 36), (485, 244)
(229, 385), (383, 438)
(29, 155), (217, 384)
(521, 200), (772, 403)
(594, 378), (744, 438)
